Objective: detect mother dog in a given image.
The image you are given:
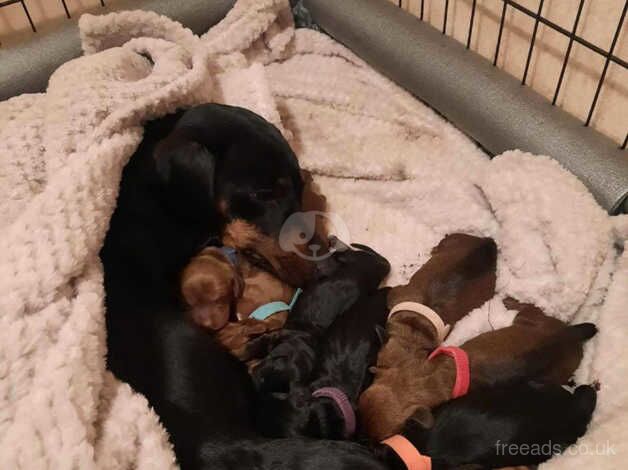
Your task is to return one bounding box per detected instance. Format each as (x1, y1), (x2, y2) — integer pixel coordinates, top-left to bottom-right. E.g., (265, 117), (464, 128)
(100, 104), (385, 469)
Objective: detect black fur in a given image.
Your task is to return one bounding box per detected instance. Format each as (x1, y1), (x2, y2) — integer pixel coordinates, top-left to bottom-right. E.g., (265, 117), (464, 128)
(250, 246), (390, 397)
(375, 382), (597, 469)
(256, 288), (390, 439)
(100, 104), (385, 469)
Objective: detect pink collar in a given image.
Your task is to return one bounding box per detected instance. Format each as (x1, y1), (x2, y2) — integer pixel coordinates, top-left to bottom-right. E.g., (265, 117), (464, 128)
(312, 387), (356, 438)
(428, 346), (470, 398)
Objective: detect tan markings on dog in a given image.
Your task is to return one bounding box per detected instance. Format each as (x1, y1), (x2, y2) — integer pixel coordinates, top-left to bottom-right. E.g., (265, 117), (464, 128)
(223, 219), (316, 287)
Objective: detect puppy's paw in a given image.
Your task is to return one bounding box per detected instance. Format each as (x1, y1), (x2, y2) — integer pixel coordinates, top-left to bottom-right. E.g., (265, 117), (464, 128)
(215, 319), (270, 353)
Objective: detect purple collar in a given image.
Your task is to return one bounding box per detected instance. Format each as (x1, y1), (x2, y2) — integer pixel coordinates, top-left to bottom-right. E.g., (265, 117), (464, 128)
(312, 387), (356, 438)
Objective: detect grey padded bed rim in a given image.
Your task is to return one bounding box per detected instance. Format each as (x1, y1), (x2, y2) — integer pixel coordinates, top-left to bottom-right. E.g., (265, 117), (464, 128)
(303, 0), (628, 215)
(0, 0), (235, 101)
(1, 0), (626, 213)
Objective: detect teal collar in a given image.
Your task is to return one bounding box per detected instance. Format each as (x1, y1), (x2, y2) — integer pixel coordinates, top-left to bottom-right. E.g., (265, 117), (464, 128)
(249, 288), (303, 321)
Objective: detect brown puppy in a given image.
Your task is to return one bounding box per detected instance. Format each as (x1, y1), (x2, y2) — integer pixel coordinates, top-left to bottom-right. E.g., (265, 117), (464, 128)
(181, 244), (296, 358)
(360, 297), (596, 440)
(359, 233), (498, 440)
(387, 233), (498, 325)
(180, 247), (240, 330)
(181, 246), (294, 324)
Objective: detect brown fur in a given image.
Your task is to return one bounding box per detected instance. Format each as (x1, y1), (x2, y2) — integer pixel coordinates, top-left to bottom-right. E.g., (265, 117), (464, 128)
(387, 233), (497, 325)
(180, 247), (244, 330)
(181, 245), (294, 357)
(359, 233), (498, 440)
(359, 298), (592, 441)
(181, 172), (327, 358)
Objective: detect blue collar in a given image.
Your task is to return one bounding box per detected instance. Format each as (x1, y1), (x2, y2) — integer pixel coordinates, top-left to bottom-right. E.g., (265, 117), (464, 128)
(219, 246), (238, 266)
(249, 288), (303, 321)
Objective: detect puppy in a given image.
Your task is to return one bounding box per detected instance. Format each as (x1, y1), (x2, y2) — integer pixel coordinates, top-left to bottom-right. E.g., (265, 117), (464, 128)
(180, 245), (295, 325)
(251, 244), (391, 397)
(360, 298), (597, 440)
(255, 288), (390, 439)
(180, 245), (295, 361)
(387, 233), (498, 325)
(375, 381), (597, 469)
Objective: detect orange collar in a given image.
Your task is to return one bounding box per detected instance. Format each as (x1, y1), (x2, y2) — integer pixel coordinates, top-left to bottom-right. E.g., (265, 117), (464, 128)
(382, 435), (432, 470)
(428, 346), (470, 398)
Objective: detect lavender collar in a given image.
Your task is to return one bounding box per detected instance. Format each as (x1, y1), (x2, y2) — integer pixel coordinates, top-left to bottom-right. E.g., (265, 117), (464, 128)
(312, 387), (356, 438)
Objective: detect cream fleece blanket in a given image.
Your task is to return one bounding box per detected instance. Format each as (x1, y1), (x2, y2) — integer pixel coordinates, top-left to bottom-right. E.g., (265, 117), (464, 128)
(0, 1), (626, 468)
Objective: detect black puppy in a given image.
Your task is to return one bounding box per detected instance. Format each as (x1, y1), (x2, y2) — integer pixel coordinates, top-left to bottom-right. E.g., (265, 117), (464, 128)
(256, 288), (390, 439)
(251, 244), (390, 395)
(375, 381), (597, 469)
(101, 104), (386, 469)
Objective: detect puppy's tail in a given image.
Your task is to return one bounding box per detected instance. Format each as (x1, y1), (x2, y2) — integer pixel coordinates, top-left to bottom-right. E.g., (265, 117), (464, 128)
(569, 322), (598, 340)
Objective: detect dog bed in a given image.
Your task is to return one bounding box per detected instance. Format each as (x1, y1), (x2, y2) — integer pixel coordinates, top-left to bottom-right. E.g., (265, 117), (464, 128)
(0, 0), (626, 468)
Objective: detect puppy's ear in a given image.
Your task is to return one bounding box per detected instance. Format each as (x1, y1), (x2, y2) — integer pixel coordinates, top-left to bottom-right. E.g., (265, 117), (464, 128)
(408, 407), (435, 430)
(153, 130), (216, 216)
(232, 268), (245, 299)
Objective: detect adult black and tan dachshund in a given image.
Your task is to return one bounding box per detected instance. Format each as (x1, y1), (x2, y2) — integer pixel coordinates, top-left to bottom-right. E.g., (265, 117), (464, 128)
(100, 104), (386, 470)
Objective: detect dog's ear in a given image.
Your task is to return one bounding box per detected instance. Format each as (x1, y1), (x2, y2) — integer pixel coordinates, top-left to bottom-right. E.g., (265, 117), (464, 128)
(153, 130), (216, 217)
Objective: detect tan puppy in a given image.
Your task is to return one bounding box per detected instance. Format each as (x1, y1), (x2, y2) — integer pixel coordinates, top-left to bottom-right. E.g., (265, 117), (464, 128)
(181, 246), (295, 326)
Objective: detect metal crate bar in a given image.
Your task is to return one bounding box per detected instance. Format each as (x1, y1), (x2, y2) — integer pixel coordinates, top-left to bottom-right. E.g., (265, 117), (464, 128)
(503, 0), (627, 69)
(0, 0), (36, 32)
(493, 1), (508, 66)
(552, 0), (585, 105)
(585, 0), (627, 126)
(466, 0), (477, 50)
(521, 0), (544, 85)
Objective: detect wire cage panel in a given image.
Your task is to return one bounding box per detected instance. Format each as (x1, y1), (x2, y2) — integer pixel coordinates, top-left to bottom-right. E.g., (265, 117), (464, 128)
(392, 0), (627, 149)
(0, 0), (106, 37)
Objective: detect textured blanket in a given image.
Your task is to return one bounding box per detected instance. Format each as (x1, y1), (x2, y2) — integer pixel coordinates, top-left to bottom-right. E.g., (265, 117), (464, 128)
(0, 0), (626, 468)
